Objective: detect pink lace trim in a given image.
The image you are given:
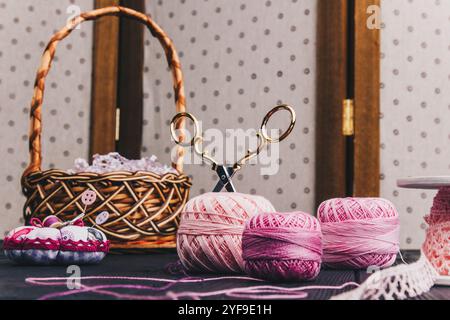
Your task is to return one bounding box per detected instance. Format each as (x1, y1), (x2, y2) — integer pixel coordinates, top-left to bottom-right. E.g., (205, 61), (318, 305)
(61, 239), (110, 253)
(423, 220), (450, 276)
(4, 237), (109, 253)
(422, 188), (450, 276)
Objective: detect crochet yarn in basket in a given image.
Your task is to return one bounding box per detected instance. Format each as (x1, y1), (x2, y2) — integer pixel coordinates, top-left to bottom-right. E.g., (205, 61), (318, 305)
(177, 192), (275, 274)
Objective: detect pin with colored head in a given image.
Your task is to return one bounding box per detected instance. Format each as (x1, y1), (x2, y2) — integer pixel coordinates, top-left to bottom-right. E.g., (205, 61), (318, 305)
(81, 190), (97, 207)
(79, 190), (110, 228)
(92, 211), (110, 228)
(66, 189), (97, 227)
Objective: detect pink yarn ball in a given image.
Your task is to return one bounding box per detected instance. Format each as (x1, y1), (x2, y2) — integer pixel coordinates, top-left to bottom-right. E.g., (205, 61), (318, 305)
(318, 198), (400, 269)
(243, 212), (322, 282)
(177, 192), (275, 274)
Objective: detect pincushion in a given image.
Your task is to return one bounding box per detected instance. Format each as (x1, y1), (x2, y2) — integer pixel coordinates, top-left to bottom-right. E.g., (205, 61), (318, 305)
(4, 218), (109, 265)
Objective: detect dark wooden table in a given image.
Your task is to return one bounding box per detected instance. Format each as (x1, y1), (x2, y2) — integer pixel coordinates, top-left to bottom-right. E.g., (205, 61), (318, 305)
(0, 248), (448, 300)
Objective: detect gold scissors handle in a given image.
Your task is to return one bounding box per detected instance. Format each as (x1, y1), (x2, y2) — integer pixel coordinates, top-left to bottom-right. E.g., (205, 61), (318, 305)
(234, 104), (296, 170)
(260, 104), (296, 143)
(170, 112), (218, 168)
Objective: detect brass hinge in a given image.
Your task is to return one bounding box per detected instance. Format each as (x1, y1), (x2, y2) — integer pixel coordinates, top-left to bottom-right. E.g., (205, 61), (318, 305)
(342, 99), (354, 136)
(115, 108), (120, 142)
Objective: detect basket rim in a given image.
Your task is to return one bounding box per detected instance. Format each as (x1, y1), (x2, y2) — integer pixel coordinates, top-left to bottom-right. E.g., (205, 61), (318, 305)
(22, 168), (192, 185)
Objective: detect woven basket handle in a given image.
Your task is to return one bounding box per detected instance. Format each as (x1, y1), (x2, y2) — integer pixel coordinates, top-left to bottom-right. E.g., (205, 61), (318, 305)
(24, 6), (186, 177)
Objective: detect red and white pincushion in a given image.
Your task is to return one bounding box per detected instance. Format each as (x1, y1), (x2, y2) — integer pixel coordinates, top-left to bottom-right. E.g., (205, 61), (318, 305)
(3, 216), (109, 265)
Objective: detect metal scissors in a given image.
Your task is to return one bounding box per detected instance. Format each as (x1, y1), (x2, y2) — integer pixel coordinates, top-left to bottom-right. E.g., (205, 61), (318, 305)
(170, 104), (296, 192)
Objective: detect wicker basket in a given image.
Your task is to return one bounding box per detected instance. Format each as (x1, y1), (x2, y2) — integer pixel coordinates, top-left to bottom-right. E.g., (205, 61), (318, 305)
(21, 6), (191, 250)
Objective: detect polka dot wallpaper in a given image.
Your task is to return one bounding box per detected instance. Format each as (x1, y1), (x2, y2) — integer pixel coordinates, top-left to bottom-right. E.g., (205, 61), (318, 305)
(142, 0), (317, 215)
(1, 0), (444, 251)
(0, 0), (94, 237)
(380, 0), (450, 249)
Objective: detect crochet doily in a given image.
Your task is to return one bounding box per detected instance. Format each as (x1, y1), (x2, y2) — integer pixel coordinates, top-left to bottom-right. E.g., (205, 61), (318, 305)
(331, 251), (438, 300)
(68, 152), (177, 175)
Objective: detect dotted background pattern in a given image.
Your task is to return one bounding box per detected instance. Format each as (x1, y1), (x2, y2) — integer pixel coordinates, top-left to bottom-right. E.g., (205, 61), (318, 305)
(0, 0), (94, 237)
(142, 0), (318, 216)
(380, 0), (450, 249)
(1, 0), (446, 251)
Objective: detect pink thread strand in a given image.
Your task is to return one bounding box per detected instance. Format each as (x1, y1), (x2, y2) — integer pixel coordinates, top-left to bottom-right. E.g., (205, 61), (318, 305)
(25, 275), (359, 300)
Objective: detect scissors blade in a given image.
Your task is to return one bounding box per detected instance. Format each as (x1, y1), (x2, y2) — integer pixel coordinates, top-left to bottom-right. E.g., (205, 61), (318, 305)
(212, 166), (236, 192)
(224, 178), (236, 192)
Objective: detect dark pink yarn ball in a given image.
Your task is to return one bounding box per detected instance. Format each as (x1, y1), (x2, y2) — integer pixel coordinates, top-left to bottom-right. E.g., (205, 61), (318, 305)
(242, 212), (322, 282)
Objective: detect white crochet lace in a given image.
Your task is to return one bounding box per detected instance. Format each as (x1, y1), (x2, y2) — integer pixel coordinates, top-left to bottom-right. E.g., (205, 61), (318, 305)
(331, 251), (439, 300)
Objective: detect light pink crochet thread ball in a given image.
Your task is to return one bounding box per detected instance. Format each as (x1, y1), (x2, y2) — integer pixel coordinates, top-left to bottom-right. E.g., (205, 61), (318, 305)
(243, 212), (322, 282)
(176, 192), (275, 274)
(318, 198), (400, 269)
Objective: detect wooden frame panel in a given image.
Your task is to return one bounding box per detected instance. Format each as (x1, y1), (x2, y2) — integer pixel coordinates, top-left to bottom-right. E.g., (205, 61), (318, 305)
(90, 0), (120, 157)
(90, 0), (146, 160)
(353, 0), (380, 197)
(315, 0), (349, 206)
(116, 0), (145, 159)
(316, 0), (380, 205)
